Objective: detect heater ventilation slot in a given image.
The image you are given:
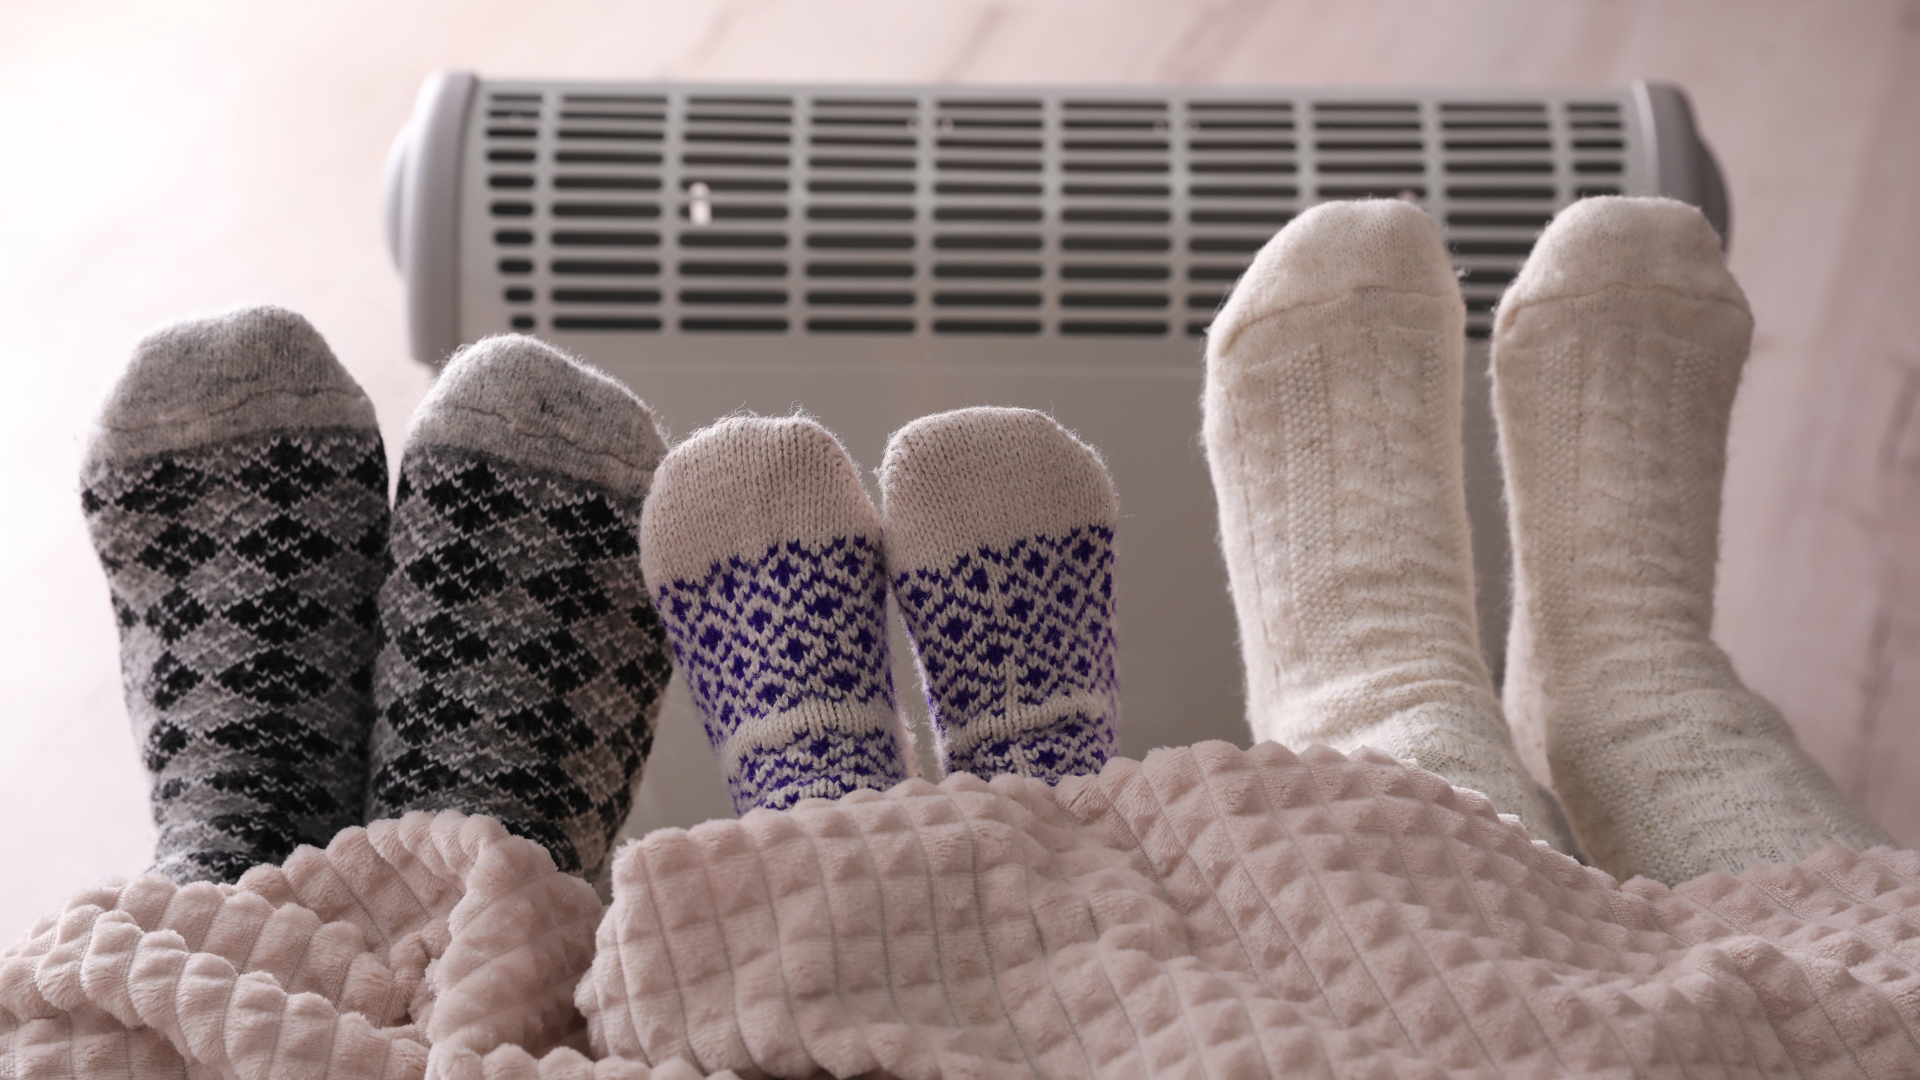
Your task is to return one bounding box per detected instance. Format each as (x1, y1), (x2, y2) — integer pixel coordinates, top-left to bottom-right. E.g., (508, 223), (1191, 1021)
(1443, 101), (1550, 331)
(476, 87), (1641, 340)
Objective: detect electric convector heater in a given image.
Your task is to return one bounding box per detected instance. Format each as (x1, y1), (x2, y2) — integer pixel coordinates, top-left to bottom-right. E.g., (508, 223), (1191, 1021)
(385, 75), (1730, 840)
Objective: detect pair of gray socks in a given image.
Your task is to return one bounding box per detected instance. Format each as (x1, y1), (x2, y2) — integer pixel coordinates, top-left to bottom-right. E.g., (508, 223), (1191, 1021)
(82, 309), (672, 883)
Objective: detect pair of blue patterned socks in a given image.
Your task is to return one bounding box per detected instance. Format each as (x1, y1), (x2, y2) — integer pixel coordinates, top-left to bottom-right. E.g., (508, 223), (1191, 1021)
(83, 307), (674, 883)
(640, 409), (1122, 814)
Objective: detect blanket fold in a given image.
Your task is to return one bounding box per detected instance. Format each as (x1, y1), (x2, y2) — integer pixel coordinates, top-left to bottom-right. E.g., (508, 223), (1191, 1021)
(6, 742), (1918, 1079)
(1, 811), (605, 1080)
(581, 741), (1920, 1079)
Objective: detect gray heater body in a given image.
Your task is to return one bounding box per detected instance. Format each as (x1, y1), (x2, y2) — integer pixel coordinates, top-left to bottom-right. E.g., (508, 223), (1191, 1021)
(385, 76), (1728, 840)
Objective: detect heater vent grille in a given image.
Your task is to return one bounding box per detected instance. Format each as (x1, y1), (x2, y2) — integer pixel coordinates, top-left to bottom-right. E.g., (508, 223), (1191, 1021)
(469, 85), (1641, 340)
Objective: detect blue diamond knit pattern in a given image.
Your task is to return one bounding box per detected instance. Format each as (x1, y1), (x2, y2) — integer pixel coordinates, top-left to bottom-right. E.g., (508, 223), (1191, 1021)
(653, 535), (907, 814)
(367, 449), (673, 879)
(82, 430), (389, 884)
(894, 525), (1119, 782)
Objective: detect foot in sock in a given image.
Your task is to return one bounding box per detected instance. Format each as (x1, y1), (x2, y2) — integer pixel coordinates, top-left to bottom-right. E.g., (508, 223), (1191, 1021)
(81, 306), (388, 884)
(879, 407), (1120, 782)
(640, 417), (913, 814)
(1203, 199), (1576, 852)
(366, 336), (674, 880)
(1494, 196), (1890, 883)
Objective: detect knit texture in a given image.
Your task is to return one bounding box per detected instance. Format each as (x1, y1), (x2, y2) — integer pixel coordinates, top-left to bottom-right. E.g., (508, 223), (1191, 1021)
(80, 306), (387, 884)
(880, 407), (1119, 782)
(640, 417), (913, 814)
(1493, 196), (1891, 884)
(0, 811), (625, 1080)
(10, 751), (1920, 1078)
(367, 336), (674, 882)
(576, 740), (1920, 1079)
(1203, 200), (1574, 852)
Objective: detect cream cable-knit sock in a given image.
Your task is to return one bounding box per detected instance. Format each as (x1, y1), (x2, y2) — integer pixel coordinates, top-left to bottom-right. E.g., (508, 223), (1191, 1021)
(1494, 196), (1890, 884)
(1204, 199), (1574, 851)
(879, 407), (1120, 782)
(640, 417), (914, 813)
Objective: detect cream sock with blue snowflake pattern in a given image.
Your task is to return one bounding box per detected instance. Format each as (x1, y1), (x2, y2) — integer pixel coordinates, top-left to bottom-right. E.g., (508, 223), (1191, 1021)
(880, 407), (1120, 782)
(640, 416), (914, 814)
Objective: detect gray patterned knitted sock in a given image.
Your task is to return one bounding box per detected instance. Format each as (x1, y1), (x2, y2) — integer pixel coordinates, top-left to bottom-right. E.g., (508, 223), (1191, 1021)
(81, 306), (389, 884)
(366, 335), (673, 880)
(640, 417), (913, 814)
(879, 407), (1120, 782)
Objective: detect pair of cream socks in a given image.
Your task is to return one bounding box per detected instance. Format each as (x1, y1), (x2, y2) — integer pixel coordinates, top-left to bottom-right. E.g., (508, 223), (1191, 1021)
(1206, 197), (1888, 882)
(639, 408), (1121, 814)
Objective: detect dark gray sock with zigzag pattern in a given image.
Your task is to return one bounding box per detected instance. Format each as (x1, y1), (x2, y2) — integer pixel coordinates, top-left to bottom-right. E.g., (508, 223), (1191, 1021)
(82, 306), (389, 884)
(365, 335), (674, 880)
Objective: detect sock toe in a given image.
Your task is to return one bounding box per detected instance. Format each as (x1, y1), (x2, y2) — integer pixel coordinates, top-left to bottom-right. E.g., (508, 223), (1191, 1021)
(642, 416), (882, 588)
(86, 305), (375, 467)
(879, 407), (1115, 562)
(410, 334), (667, 496)
(1211, 199), (1458, 354)
(1497, 197), (1746, 323)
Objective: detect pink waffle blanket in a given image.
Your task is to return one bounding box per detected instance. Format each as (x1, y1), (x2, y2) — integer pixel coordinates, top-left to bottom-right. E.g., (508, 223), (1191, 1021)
(5, 741), (1918, 1079)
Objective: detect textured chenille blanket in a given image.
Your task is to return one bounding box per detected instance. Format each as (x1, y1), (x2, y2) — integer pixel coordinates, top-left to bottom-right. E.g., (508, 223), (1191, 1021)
(5, 741), (1919, 1079)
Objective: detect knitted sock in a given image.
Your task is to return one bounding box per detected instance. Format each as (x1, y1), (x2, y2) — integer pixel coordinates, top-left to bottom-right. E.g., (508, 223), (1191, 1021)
(1494, 197), (1890, 883)
(366, 335), (674, 880)
(878, 407), (1120, 782)
(1203, 199), (1575, 851)
(80, 306), (388, 884)
(640, 417), (912, 814)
